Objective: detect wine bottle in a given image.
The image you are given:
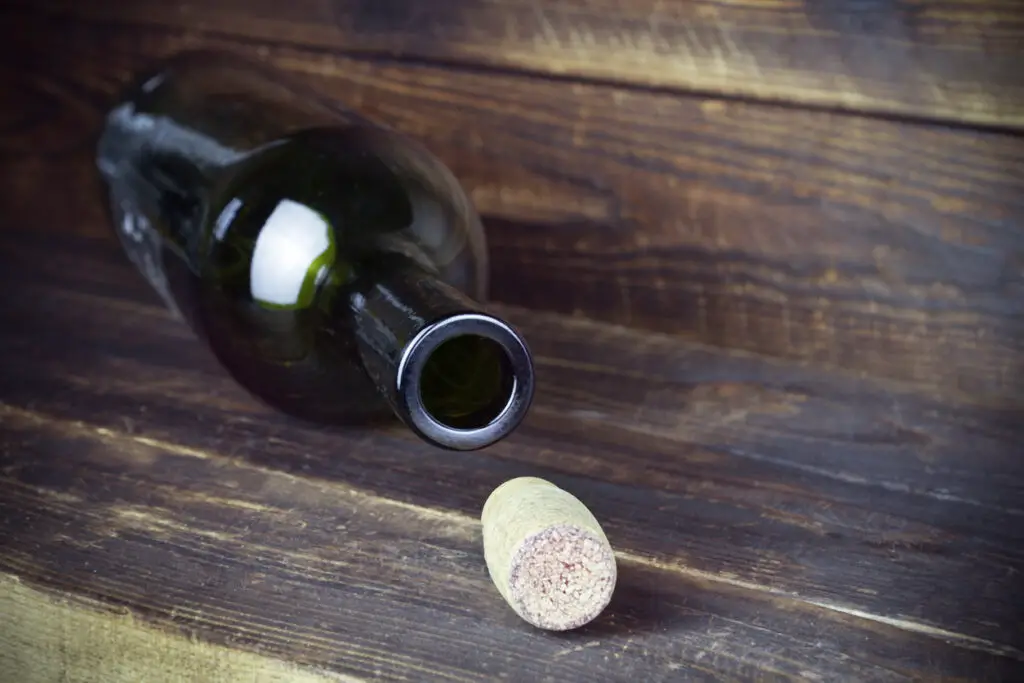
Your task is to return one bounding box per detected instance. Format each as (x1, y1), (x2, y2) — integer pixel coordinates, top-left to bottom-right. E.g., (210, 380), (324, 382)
(95, 50), (534, 451)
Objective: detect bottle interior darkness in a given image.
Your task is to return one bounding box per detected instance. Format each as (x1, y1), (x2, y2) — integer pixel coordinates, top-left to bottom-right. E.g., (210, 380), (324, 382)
(96, 50), (533, 450)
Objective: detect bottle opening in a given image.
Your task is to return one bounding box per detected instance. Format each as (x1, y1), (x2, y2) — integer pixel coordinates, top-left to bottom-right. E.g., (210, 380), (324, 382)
(418, 334), (516, 430)
(393, 313), (534, 450)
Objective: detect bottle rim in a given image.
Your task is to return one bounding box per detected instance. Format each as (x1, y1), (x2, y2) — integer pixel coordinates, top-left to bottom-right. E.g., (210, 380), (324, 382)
(396, 313), (534, 451)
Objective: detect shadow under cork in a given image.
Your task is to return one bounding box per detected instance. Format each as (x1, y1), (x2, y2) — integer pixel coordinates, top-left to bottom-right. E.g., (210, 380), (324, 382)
(562, 560), (699, 638)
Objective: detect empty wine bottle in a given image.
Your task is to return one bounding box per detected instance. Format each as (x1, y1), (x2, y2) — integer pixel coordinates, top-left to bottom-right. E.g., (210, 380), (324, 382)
(95, 50), (534, 451)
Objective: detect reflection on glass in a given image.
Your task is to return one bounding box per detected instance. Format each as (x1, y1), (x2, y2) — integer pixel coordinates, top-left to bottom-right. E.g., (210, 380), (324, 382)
(248, 199), (336, 310)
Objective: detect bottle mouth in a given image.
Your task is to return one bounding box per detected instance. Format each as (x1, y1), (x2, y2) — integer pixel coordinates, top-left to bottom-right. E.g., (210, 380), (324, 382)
(396, 313), (534, 450)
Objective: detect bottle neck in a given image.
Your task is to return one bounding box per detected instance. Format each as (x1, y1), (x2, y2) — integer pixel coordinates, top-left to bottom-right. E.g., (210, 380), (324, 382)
(347, 255), (534, 451)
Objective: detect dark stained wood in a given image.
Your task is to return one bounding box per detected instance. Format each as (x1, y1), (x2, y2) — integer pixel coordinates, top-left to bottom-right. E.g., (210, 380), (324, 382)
(8, 0), (1024, 127)
(3, 11), (1024, 405)
(1, 229), (1023, 682)
(3, 5), (1024, 680)
(2, 406), (1017, 682)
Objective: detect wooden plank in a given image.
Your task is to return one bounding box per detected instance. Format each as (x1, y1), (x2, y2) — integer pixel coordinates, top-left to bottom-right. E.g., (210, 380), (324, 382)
(1, 229), (1022, 667)
(7, 0), (1024, 127)
(2, 14), (1024, 404)
(1, 406), (1020, 682)
(1, 576), (340, 683)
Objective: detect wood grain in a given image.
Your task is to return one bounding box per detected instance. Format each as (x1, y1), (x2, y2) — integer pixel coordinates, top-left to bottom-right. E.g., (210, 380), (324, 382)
(8, 0), (1024, 127)
(1, 575), (342, 683)
(1, 230), (1022, 677)
(3, 413), (1016, 683)
(3, 5), (1023, 681)
(3, 12), (1023, 405)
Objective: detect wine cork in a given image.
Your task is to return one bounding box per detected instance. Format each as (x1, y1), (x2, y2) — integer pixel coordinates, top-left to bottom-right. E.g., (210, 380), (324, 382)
(481, 477), (617, 631)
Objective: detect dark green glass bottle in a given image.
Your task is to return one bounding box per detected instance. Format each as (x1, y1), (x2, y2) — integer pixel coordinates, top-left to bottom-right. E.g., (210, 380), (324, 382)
(96, 50), (534, 451)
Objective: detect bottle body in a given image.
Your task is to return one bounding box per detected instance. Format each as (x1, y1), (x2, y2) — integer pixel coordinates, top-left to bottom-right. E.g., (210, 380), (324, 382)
(96, 51), (533, 450)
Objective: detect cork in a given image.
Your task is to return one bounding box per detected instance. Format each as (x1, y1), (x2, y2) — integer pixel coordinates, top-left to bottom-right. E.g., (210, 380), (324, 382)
(481, 477), (617, 631)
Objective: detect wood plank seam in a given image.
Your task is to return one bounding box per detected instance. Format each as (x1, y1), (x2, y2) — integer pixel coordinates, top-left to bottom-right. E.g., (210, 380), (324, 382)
(6, 1), (1024, 130)
(4, 401), (1021, 662)
(6, 13), (1024, 402)
(9, 7), (1024, 136)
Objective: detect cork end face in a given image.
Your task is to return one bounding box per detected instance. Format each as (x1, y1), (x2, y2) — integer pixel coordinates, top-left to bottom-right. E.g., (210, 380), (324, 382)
(507, 524), (617, 631)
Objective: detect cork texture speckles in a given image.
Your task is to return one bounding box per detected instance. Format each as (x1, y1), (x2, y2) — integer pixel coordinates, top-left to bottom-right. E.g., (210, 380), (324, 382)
(507, 524), (617, 631)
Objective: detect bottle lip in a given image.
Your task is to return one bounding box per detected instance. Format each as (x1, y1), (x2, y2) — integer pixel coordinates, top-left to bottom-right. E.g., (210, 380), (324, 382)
(395, 313), (535, 451)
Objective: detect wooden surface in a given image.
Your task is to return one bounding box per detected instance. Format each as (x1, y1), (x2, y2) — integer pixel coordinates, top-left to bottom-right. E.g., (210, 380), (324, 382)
(10, 0), (1024, 127)
(2, 576), (339, 683)
(5, 10), (1024, 407)
(2, 3), (1024, 682)
(3, 231), (1023, 681)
